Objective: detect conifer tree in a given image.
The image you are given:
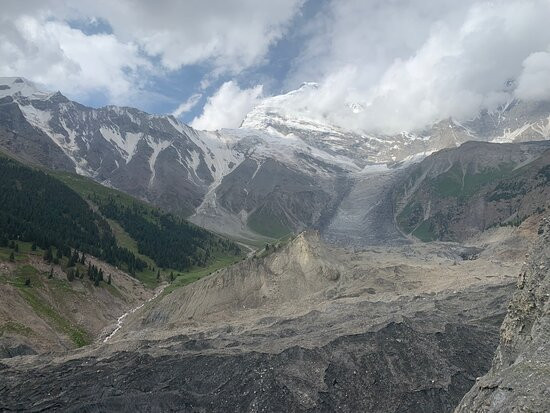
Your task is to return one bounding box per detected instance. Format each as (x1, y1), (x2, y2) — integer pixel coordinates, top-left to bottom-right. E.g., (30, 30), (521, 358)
(14, 243), (19, 252)
(68, 249), (79, 267)
(9, 251), (15, 262)
(44, 247), (53, 263)
(67, 269), (75, 282)
(108, 274), (112, 285)
(49, 268), (54, 279)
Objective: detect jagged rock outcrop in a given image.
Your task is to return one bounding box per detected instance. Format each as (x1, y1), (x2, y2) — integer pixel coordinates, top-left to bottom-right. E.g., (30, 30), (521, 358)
(455, 216), (550, 412)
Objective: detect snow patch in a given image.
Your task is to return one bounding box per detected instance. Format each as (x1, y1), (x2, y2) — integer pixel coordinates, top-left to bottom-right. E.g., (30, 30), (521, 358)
(0, 77), (52, 100)
(147, 137), (173, 187)
(100, 127), (143, 162)
(19, 104), (51, 129)
(124, 132), (142, 162)
(532, 115), (550, 138)
(492, 123), (533, 143)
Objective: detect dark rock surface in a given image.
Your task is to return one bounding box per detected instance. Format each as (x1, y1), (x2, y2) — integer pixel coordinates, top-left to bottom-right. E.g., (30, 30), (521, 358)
(0, 98), (76, 172)
(0, 343), (36, 359)
(215, 157), (335, 235)
(0, 282), (514, 412)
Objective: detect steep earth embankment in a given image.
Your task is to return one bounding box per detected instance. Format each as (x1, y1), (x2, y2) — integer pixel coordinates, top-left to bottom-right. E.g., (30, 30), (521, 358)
(0, 254), (151, 357)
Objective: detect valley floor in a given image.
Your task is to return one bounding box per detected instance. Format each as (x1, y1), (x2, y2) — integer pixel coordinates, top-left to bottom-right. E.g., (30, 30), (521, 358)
(0, 220), (539, 412)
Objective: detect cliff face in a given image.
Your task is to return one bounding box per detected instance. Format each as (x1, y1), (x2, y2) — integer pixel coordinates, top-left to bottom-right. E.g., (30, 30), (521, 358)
(455, 216), (550, 412)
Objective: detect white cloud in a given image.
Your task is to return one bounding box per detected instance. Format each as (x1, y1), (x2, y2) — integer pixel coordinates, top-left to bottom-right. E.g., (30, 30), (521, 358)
(0, 13), (150, 103)
(75, 0), (304, 73)
(191, 81), (263, 130)
(172, 93), (202, 117)
(0, 0), (303, 106)
(515, 50), (550, 101)
(284, 0), (550, 134)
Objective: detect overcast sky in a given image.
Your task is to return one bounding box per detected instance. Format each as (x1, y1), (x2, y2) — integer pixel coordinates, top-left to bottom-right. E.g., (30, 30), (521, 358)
(1, 0), (550, 133)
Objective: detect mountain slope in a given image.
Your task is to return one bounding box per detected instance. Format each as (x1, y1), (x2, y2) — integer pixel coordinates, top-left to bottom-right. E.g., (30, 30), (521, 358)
(0, 244), (152, 356)
(394, 141), (550, 241)
(0, 77), (221, 215)
(2, 76), (550, 244)
(0, 151), (243, 355)
(0, 152), (147, 273)
(0, 78), (355, 241)
(0, 152), (242, 280)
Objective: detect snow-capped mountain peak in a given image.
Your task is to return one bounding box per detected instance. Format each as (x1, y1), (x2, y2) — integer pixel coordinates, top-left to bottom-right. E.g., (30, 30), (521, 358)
(0, 77), (53, 100)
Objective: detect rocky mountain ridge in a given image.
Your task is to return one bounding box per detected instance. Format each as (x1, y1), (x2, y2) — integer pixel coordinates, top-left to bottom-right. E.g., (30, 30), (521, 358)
(2, 77), (550, 243)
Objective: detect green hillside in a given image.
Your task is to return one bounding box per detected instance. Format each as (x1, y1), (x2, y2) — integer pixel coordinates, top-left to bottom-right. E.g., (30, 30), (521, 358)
(0, 155), (146, 272)
(0, 153), (244, 287)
